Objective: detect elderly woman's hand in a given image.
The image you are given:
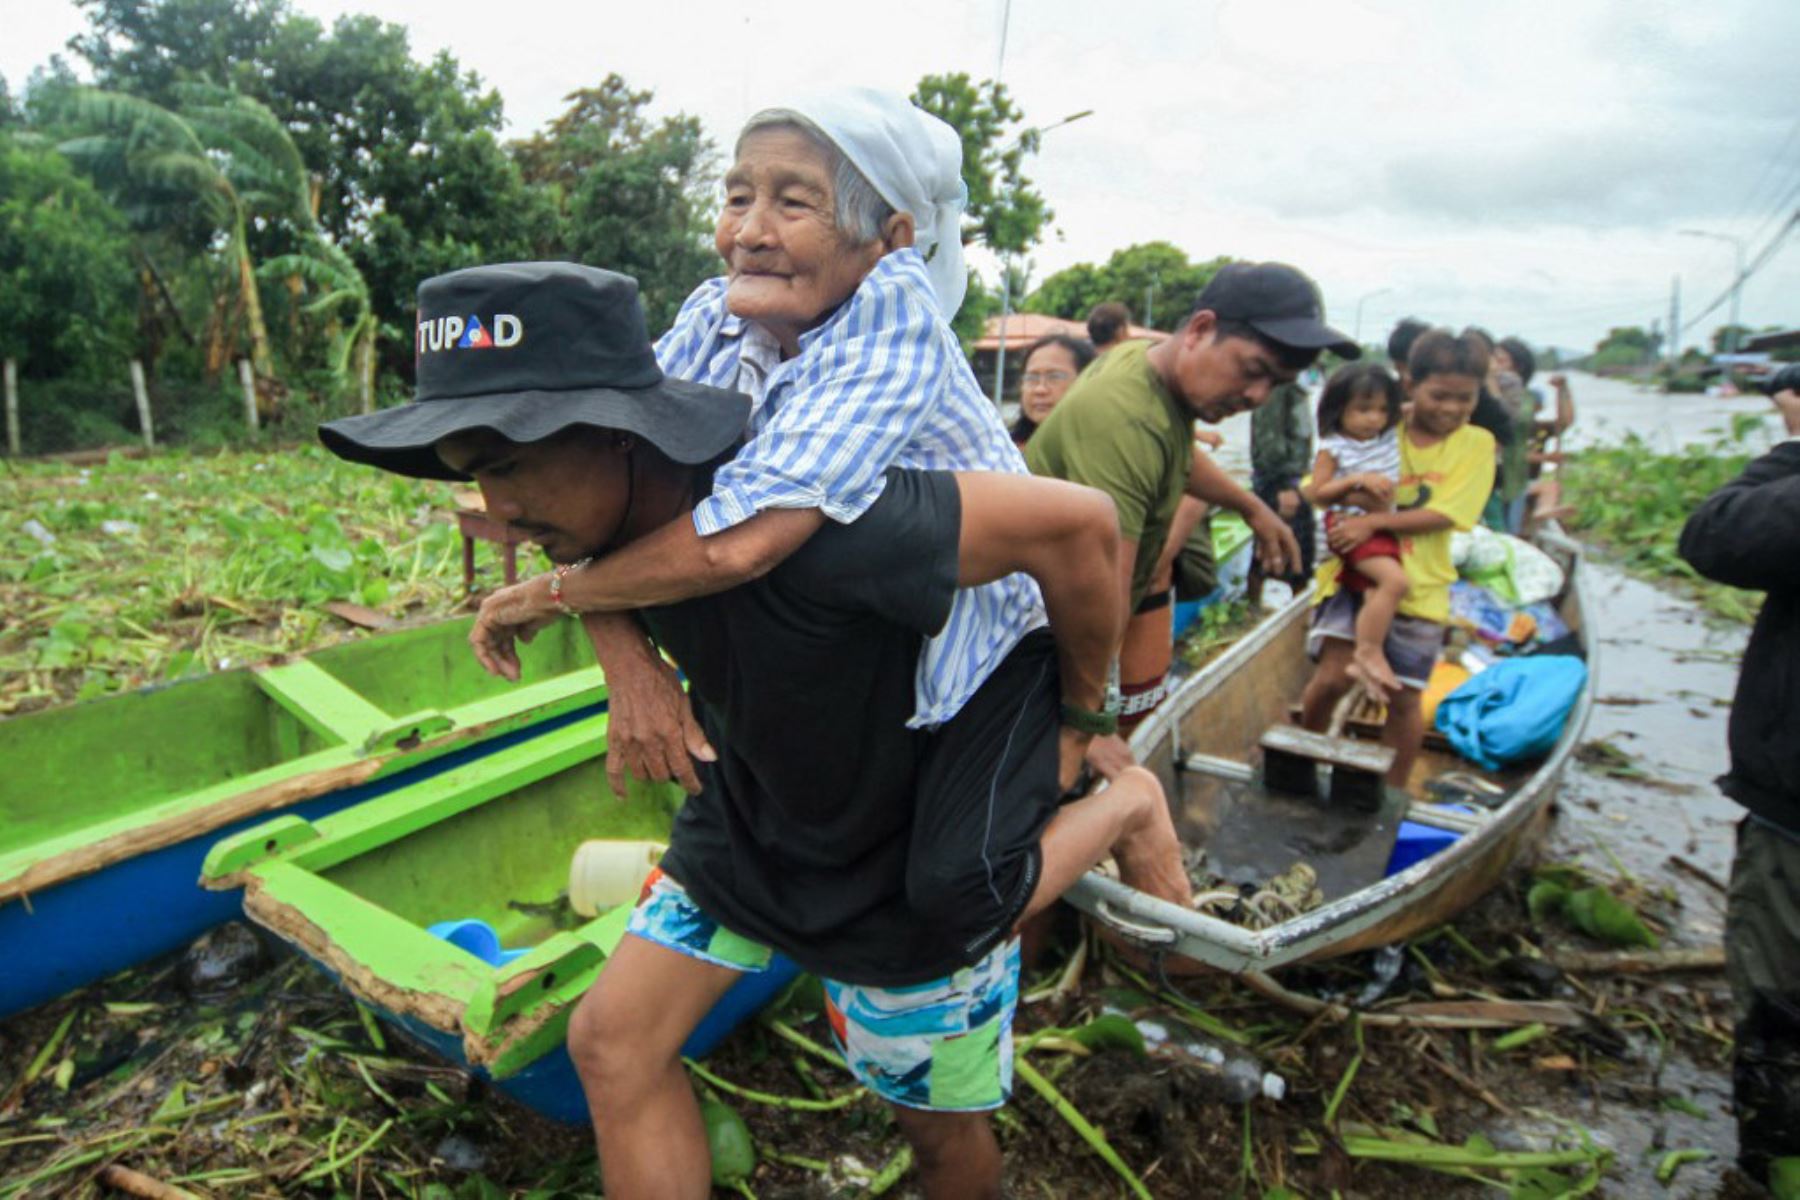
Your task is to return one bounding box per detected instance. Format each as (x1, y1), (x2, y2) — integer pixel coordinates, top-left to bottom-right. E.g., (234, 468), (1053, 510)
(469, 573), (560, 681)
(583, 613), (716, 796)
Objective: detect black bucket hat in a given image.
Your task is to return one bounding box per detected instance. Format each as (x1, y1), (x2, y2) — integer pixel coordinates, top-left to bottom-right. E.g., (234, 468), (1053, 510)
(318, 262), (750, 481)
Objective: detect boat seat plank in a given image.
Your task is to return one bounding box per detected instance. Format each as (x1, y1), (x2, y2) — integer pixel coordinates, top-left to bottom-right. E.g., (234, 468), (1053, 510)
(255, 658), (424, 747)
(1258, 726), (1395, 811)
(1259, 725), (1396, 775)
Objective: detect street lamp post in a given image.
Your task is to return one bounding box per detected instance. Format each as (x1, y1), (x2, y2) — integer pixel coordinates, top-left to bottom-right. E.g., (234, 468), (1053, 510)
(1679, 228), (1747, 354)
(992, 109), (1094, 405)
(1352, 287), (1393, 346)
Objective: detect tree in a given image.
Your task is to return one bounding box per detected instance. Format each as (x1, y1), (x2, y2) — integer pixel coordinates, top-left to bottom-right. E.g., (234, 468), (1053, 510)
(950, 270), (1000, 351)
(514, 76), (720, 332)
(0, 141), (136, 378)
(55, 85), (316, 381)
(910, 73), (1052, 256)
(69, 0), (546, 382)
(1026, 242), (1234, 329)
(1712, 324), (1754, 355)
(1590, 326), (1655, 371)
(259, 235), (377, 412)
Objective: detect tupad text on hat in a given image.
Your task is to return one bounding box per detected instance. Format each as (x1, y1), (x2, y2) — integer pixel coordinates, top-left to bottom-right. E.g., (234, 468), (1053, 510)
(418, 313), (522, 354)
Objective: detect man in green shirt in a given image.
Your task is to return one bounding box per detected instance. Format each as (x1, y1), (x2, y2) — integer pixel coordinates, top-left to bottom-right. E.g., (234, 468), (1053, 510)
(1027, 262), (1356, 756)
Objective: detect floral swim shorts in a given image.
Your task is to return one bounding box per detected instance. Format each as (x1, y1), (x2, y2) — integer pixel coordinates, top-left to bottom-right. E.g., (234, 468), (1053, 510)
(627, 870), (1021, 1112)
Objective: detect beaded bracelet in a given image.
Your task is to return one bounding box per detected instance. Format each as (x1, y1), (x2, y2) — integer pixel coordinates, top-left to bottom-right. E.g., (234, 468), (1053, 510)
(548, 556), (594, 616)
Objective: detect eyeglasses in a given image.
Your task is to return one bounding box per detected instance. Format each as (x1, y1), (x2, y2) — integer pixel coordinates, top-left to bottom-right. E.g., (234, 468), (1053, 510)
(1021, 371), (1073, 386)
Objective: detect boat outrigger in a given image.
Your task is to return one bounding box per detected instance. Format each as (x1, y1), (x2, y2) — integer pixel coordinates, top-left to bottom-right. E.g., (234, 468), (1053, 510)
(1, 615), (606, 1019)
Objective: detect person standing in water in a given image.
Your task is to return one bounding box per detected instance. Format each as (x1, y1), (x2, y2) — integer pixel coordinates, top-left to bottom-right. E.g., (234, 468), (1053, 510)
(1679, 361), (1800, 1192)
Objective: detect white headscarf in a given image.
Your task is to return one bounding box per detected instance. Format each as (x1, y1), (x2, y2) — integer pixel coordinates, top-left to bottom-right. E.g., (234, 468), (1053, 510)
(782, 87), (969, 319)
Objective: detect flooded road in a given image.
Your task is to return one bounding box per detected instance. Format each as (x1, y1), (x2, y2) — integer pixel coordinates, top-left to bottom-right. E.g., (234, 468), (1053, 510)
(1527, 558), (1748, 1198)
(1549, 558), (1745, 900)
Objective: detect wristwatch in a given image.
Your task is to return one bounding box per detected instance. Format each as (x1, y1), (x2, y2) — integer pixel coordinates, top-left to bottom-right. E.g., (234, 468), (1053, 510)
(1059, 694), (1120, 738)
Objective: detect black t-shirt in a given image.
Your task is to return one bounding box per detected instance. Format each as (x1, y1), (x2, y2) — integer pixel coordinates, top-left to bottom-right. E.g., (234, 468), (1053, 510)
(644, 469), (970, 984)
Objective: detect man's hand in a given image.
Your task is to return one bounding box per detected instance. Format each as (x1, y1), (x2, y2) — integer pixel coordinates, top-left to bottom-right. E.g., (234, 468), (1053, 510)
(1194, 429), (1225, 450)
(1057, 727), (1093, 793)
(1247, 506), (1303, 578)
(470, 574), (559, 681)
(1327, 513), (1379, 554)
(1084, 733), (1136, 780)
(601, 648), (716, 796)
(1275, 488), (1301, 519)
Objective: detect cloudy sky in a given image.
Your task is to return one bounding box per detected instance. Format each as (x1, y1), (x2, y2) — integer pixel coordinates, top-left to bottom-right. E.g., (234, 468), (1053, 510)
(6, 0), (1797, 353)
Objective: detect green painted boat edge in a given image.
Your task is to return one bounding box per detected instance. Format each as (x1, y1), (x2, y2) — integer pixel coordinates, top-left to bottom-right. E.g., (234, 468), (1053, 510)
(0, 629), (605, 904)
(215, 716), (632, 1080)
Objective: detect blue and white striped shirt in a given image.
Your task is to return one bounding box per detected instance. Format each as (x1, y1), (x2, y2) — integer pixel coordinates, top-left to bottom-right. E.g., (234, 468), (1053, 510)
(655, 248), (1046, 728)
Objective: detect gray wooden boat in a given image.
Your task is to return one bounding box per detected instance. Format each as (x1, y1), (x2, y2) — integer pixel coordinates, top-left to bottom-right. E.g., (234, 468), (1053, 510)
(1067, 528), (1595, 972)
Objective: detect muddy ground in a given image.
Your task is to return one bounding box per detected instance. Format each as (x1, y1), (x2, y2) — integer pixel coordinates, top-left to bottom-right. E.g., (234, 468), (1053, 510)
(0, 560), (1762, 1199)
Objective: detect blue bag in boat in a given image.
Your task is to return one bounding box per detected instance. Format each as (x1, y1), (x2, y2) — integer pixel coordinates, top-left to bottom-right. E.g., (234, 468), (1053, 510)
(1433, 655), (1587, 771)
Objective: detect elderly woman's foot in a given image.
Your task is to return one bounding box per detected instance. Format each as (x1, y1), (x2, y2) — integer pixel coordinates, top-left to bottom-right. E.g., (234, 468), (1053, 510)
(1108, 767), (1193, 908)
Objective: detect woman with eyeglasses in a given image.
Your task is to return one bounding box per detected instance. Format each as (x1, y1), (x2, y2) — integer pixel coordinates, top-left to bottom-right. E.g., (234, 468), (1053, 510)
(1011, 334), (1097, 446)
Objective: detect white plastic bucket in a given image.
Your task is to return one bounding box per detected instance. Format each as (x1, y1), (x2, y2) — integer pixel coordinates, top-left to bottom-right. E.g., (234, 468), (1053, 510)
(568, 839), (665, 917)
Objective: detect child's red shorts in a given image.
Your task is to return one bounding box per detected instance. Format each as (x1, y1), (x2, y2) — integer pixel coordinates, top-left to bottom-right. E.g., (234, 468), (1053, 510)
(1324, 512), (1401, 593)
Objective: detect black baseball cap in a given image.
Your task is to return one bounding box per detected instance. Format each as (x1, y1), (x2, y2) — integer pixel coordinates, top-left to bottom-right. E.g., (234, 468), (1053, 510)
(1195, 262), (1361, 359)
(319, 262), (751, 481)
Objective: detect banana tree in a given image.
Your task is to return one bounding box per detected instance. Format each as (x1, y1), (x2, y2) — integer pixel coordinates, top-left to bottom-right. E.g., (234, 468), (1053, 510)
(260, 236), (379, 413)
(56, 86), (312, 384)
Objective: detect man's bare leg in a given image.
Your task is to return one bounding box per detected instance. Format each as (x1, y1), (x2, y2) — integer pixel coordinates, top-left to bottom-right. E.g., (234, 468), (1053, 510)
(890, 1106), (1002, 1200)
(1022, 766), (1191, 920)
(1345, 557), (1408, 702)
(567, 933), (742, 1199)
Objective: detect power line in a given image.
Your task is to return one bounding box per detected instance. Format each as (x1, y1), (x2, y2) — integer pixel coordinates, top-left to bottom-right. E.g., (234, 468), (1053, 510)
(1727, 115), (1800, 234)
(1682, 208), (1800, 336)
(1741, 170), (1800, 251)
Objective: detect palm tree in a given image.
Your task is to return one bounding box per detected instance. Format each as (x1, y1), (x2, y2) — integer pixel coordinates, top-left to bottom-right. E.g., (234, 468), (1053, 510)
(56, 86), (314, 384)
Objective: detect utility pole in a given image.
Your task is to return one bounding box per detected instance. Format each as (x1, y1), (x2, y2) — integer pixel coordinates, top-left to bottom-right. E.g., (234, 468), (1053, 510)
(1680, 229), (1747, 353)
(1353, 287), (1393, 346)
(1666, 276), (1681, 368)
(989, 109), (1095, 405)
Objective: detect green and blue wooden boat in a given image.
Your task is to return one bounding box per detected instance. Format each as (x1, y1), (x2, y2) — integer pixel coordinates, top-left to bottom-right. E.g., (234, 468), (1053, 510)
(201, 717), (798, 1124)
(0, 616), (606, 1018)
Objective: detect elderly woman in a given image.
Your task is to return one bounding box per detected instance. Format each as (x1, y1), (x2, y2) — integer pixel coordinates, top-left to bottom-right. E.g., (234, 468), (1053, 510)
(469, 90), (1049, 791)
(463, 91), (1123, 1199)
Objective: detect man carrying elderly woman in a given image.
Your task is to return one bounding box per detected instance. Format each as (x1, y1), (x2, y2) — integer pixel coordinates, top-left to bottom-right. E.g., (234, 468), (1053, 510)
(453, 90), (1190, 1198)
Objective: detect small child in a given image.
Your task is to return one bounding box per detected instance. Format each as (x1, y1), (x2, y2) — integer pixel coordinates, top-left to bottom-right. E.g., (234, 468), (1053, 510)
(1302, 364), (1409, 698)
(1299, 330), (1496, 787)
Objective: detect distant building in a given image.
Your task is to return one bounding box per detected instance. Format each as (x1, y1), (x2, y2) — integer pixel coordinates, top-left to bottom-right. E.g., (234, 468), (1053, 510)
(969, 313), (1167, 402)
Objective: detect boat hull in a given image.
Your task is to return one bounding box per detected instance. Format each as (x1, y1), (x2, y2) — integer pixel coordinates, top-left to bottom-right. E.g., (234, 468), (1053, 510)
(1067, 529), (1593, 973)
(0, 707), (601, 1019)
(1, 615), (607, 1019)
(205, 716), (800, 1125)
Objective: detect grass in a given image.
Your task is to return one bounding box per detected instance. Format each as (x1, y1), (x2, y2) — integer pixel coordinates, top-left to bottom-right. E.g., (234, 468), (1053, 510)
(1562, 421), (1765, 623)
(0, 444), (479, 714)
